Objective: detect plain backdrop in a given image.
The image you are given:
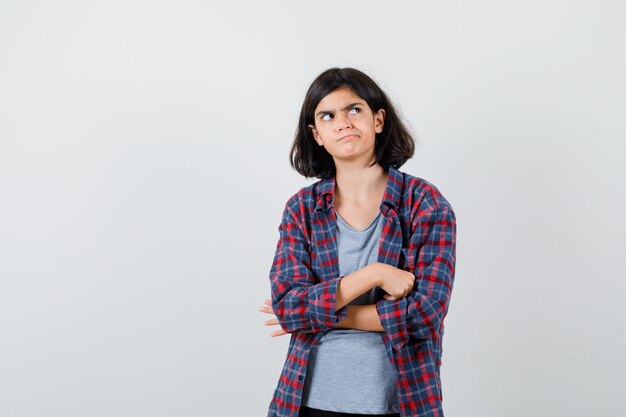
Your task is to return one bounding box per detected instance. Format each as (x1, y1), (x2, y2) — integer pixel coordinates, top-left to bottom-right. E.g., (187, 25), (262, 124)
(1, 1), (625, 416)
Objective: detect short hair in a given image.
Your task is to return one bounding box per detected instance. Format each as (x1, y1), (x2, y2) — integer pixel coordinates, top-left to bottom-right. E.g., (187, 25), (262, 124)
(290, 67), (415, 179)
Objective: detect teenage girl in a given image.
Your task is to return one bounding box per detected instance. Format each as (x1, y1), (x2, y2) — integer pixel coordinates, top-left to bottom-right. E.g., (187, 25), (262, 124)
(259, 67), (457, 417)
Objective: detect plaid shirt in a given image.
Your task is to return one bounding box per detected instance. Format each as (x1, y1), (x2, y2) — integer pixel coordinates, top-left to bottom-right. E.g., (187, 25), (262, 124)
(267, 165), (457, 417)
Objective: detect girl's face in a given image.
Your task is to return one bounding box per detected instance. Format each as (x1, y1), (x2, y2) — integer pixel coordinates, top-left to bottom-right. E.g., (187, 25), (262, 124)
(308, 86), (385, 165)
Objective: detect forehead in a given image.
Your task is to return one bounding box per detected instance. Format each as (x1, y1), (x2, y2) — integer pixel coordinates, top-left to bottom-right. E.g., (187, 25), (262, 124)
(315, 86), (367, 111)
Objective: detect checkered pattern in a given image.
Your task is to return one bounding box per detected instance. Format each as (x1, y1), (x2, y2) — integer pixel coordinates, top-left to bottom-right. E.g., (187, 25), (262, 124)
(267, 165), (457, 417)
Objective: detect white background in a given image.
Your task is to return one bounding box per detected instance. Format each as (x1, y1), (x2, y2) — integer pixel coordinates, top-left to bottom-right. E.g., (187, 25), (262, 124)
(1, 1), (625, 416)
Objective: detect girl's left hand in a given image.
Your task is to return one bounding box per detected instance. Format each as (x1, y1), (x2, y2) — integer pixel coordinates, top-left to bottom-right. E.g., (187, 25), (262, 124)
(258, 299), (288, 337)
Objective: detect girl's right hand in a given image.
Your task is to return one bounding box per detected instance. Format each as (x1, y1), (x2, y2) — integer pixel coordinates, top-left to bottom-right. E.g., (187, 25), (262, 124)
(369, 262), (415, 300)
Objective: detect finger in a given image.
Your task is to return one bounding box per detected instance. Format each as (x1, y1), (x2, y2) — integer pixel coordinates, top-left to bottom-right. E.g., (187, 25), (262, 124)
(264, 299), (272, 306)
(264, 318), (279, 326)
(270, 329), (287, 337)
(258, 306), (275, 314)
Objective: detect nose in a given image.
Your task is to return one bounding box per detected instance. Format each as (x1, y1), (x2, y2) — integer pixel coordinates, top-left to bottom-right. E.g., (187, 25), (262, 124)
(335, 113), (352, 131)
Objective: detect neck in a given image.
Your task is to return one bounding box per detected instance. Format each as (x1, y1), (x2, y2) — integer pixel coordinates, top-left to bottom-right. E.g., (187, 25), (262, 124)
(334, 162), (388, 203)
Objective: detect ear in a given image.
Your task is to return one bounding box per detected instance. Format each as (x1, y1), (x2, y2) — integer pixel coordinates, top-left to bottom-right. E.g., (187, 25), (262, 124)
(308, 124), (323, 146)
(374, 109), (385, 134)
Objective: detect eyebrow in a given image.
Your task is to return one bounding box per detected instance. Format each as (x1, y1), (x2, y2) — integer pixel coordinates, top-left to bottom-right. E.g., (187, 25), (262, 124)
(315, 102), (364, 118)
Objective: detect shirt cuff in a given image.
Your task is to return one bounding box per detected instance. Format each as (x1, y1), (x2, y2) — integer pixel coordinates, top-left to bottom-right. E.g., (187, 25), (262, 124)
(306, 276), (349, 333)
(376, 297), (410, 351)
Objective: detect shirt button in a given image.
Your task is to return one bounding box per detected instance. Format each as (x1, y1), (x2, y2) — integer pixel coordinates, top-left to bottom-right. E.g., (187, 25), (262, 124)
(298, 375), (303, 380)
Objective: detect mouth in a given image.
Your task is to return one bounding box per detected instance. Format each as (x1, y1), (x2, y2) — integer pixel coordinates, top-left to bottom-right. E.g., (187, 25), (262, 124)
(338, 134), (357, 141)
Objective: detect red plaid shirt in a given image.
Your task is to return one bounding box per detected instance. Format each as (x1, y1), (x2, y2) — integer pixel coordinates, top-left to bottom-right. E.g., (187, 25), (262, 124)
(267, 165), (457, 417)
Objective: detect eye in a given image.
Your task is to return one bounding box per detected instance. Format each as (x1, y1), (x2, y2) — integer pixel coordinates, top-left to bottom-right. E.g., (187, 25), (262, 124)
(348, 107), (361, 115)
(320, 113), (333, 121)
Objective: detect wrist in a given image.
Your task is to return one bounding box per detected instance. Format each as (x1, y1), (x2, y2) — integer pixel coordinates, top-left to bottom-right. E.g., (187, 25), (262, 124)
(366, 262), (382, 287)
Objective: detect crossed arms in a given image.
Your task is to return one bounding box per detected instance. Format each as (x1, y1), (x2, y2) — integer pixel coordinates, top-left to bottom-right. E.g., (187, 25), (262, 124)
(260, 193), (456, 350)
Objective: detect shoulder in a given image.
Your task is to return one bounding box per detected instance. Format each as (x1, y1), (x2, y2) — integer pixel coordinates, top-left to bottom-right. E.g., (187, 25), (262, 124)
(279, 179), (325, 227)
(284, 182), (319, 212)
(398, 169), (455, 218)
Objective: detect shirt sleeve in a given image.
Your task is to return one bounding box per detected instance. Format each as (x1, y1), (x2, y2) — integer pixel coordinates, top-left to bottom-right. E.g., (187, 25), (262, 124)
(375, 193), (457, 351)
(269, 203), (349, 334)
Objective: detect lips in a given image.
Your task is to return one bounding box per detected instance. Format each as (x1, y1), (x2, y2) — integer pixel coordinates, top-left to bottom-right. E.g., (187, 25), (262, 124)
(338, 134), (357, 141)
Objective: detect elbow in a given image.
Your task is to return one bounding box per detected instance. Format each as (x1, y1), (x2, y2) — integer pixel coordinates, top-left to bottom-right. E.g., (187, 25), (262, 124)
(405, 293), (449, 341)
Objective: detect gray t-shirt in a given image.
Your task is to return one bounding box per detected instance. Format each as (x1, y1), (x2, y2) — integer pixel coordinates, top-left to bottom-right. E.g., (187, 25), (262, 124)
(301, 209), (399, 414)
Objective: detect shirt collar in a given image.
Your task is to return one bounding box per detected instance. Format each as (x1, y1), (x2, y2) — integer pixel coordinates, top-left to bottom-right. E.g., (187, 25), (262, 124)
(314, 165), (403, 213)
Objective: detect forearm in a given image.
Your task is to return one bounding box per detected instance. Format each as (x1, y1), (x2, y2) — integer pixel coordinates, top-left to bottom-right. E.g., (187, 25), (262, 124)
(272, 264), (378, 334)
(336, 305), (384, 332)
(335, 265), (378, 312)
